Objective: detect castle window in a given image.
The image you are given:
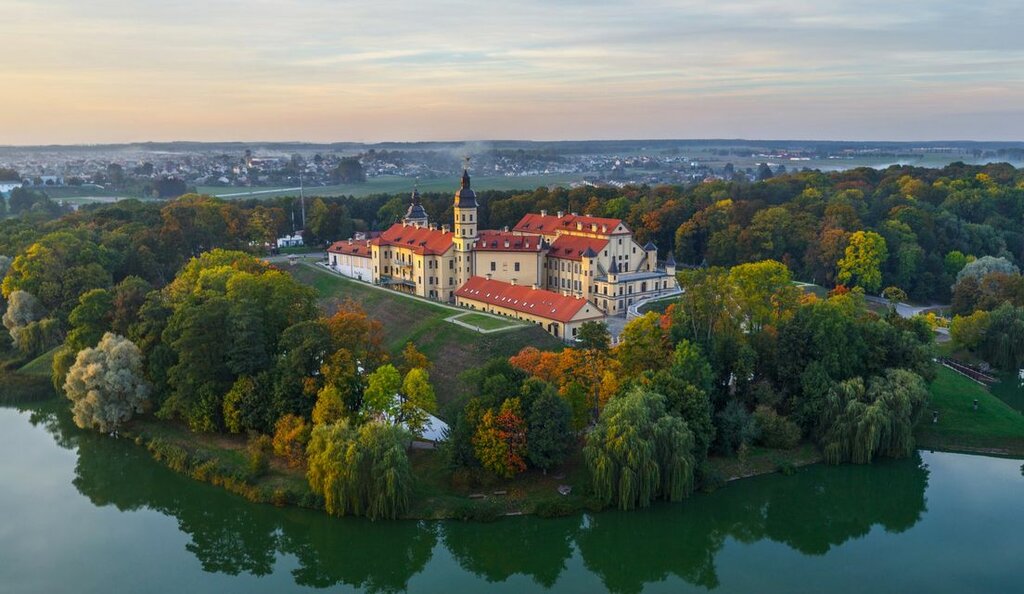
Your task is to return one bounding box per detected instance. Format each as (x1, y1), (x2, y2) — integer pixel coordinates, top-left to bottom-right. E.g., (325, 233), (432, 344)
(514, 262), (520, 272)
(490, 262), (496, 272)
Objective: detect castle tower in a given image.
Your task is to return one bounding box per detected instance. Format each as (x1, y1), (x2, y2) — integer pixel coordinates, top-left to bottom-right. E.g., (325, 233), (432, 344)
(666, 252), (676, 277)
(644, 241), (658, 272)
(403, 185), (429, 228)
(453, 163), (478, 286)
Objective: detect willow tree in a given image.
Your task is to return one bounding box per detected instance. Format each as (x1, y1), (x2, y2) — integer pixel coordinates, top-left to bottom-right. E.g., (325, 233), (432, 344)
(63, 333), (151, 433)
(306, 421), (413, 520)
(584, 387), (695, 510)
(820, 368), (927, 464)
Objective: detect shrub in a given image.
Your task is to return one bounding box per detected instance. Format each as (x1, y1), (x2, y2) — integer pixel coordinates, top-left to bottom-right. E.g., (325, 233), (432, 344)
(753, 405), (801, 449)
(247, 433), (273, 478)
(534, 498), (575, 518)
(714, 399), (759, 456)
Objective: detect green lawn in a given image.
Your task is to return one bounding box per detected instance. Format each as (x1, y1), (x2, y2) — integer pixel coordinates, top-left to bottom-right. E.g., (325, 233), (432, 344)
(638, 295), (679, 315)
(18, 348), (56, 377)
(454, 312), (522, 331)
(916, 366), (1024, 456)
(288, 263), (562, 409)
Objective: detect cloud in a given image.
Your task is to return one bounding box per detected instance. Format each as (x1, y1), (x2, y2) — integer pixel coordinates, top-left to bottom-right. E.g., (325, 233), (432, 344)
(0, 0), (1022, 142)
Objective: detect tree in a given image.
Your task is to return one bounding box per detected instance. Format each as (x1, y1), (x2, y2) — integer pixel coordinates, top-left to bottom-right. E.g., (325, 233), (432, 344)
(584, 387), (695, 510)
(820, 369), (927, 464)
(222, 373), (276, 434)
(273, 414), (311, 469)
(63, 333), (151, 433)
(332, 158), (366, 184)
(1, 230), (113, 321)
(52, 288), (114, 392)
(525, 386), (572, 472)
(837, 231), (887, 292)
(955, 255), (1018, 285)
(728, 260), (799, 332)
(306, 421), (412, 519)
(976, 303), (1024, 370)
(473, 398), (528, 478)
(950, 310), (992, 351)
(714, 399), (759, 456)
(616, 312), (668, 377)
(2, 289), (44, 347)
(313, 385), (347, 426)
(400, 368), (437, 436)
(576, 321), (611, 352)
(398, 341), (431, 377)
(363, 364), (402, 422)
(752, 405), (800, 449)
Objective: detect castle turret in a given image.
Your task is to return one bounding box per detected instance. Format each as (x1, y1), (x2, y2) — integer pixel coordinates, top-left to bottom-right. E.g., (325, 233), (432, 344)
(644, 240), (658, 272)
(582, 247), (598, 297)
(453, 166), (478, 286)
(402, 186), (429, 228)
(666, 252), (676, 276)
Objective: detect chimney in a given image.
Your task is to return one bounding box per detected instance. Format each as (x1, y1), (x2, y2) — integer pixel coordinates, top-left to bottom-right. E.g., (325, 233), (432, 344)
(503, 225), (509, 232)
(557, 211), (564, 218)
(531, 283), (538, 290)
(541, 209), (547, 216)
(571, 212), (578, 216)
(486, 273), (492, 280)
(442, 224), (450, 233)
(510, 278), (517, 286)
(347, 239), (352, 245)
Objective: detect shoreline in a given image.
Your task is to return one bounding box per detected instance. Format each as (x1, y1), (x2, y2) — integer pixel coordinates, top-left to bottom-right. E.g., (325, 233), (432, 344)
(5, 386), (1021, 521)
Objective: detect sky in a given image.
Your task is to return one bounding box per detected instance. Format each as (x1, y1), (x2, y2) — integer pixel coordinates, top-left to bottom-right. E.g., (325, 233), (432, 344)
(2, 0), (1022, 144)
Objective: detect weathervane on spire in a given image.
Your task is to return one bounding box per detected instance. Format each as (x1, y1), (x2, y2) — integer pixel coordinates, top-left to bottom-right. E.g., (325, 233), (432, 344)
(463, 155), (471, 171)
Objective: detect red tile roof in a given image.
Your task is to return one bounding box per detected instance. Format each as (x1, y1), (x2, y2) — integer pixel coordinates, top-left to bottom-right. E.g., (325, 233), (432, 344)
(474, 230), (544, 252)
(513, 213), (629, 236)
(455, 276), (602, 323)
(547, 235), (608, 261)
(377, 223), (454, 255)
(328, 240), (373, 258)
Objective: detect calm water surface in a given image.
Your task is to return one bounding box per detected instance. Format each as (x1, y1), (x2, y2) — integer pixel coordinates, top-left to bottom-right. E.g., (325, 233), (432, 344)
(1, 401), (1022, 594)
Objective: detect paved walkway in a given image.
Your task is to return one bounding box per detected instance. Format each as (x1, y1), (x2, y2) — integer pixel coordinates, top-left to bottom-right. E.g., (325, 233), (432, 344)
(863, 295), (946, 319)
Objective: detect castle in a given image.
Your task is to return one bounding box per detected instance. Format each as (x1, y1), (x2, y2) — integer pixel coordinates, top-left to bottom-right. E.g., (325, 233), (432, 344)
(328, 168), (678, 339)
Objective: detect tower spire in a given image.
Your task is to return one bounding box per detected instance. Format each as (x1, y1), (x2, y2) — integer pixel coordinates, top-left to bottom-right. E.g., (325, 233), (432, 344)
(461, 156), (471, 188)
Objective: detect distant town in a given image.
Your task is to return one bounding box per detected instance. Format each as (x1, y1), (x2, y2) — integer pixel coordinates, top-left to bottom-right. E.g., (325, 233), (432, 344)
(2, 139), (1023, 204)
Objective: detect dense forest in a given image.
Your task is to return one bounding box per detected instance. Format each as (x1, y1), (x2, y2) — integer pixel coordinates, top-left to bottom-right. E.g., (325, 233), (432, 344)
(1, 161), (1020, 518)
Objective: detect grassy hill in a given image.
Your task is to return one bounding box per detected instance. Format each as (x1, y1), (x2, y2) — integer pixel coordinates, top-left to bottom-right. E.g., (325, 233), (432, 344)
(916, 366), (1024, 456)
(287, 262), (563, 410)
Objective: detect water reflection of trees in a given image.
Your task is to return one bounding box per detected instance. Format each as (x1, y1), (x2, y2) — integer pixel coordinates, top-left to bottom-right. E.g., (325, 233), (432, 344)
(34, 399), (929, 593)
(45, 403), (435, 593)
(576, 457), (930, 594)
(442, 516), (577, 587)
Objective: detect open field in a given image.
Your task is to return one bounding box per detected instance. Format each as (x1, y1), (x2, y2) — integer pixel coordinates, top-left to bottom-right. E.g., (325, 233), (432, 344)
(916, 366), (1024, 457)
(198, 173), (581, 201)
(287, 262), (563, 409)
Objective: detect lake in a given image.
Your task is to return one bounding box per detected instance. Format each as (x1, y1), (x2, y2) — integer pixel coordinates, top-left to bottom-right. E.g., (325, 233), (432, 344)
(2, 400), (1022, 594)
